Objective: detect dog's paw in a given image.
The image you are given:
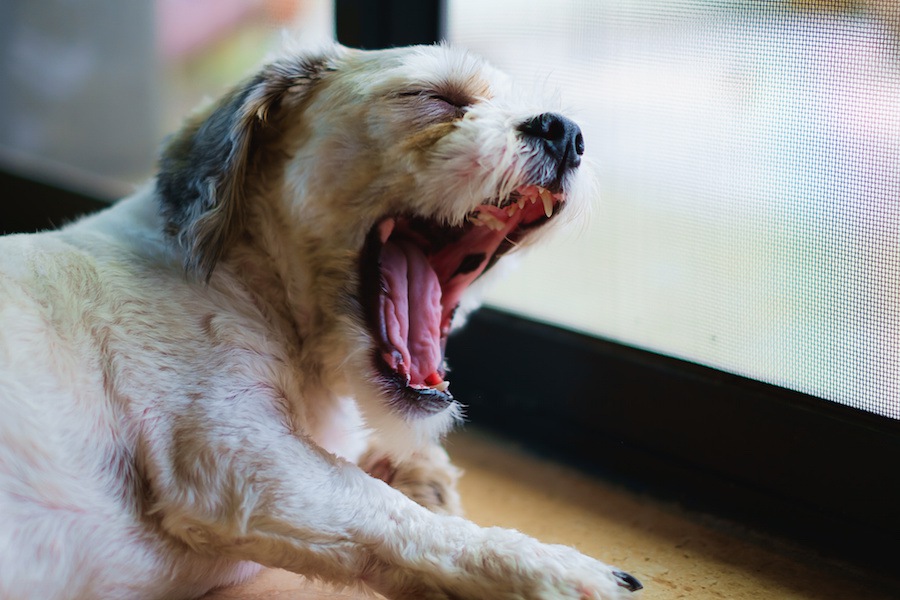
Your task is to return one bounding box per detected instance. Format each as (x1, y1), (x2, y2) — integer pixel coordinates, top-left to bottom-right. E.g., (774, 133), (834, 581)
(373, 527), (641, 600)
(359, 444), (463, 516)
(500, 539), (642, 600)
(441, 530), (642, 600)
(540, 546), (643, 599)
(362, 516), (641, 600)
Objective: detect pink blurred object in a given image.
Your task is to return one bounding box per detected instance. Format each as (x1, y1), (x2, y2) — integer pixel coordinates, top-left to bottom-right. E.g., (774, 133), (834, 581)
(156, 0), (265, 60)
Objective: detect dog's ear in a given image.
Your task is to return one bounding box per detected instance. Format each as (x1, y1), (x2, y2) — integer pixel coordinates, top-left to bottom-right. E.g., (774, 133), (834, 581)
(157, 52), (335, 281)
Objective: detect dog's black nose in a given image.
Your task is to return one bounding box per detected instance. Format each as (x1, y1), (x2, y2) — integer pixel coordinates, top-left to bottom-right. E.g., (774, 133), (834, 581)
(519, 112), (584, 170)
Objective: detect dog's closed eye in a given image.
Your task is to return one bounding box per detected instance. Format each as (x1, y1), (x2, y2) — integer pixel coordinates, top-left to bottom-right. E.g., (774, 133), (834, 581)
(396, 90), (468, 120)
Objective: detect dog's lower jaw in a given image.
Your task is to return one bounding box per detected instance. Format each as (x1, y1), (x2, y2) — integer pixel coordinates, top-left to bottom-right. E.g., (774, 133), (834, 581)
(348, 376), (463, 459)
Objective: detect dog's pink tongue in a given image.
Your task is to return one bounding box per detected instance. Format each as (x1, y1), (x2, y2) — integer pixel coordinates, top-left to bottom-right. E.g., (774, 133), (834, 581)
(380, 240), (442, 386)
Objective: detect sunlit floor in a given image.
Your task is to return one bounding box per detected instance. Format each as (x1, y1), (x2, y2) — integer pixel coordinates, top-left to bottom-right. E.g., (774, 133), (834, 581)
(202, 429), (896, 600)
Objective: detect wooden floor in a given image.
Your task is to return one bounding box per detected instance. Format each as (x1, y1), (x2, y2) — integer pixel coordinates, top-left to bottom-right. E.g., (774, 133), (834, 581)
(202, 429), (896, 600)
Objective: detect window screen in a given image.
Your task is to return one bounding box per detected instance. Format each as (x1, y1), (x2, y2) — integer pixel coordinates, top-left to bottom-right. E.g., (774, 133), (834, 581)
(447, 0), (900, 418)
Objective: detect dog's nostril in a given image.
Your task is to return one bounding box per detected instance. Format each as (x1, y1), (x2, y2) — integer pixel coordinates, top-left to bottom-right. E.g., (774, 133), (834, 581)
(519, 112), (566, 142)
(519, 112), (584, 169)
(543, 115), (566, 142)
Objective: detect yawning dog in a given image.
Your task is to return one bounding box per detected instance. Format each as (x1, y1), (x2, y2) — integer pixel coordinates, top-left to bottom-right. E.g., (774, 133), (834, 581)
(0, 44), (641, 599)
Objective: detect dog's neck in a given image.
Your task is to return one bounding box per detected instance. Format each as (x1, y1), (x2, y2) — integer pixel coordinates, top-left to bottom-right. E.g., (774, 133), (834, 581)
(222, 189), (363, 384)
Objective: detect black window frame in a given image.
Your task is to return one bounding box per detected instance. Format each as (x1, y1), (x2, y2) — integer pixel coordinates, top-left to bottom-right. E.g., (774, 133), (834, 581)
(0, 0), (897, 579)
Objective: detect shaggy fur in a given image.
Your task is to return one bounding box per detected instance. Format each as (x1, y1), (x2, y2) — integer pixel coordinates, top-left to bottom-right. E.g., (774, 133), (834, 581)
(0, 44), (640, 599)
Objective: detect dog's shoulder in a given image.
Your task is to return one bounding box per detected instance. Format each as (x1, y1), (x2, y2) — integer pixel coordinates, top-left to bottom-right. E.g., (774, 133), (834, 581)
(1, 193), (160, 305)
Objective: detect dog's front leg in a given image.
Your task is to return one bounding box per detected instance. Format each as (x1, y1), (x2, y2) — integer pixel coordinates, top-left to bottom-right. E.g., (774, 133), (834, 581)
(149, 402), (639, 599)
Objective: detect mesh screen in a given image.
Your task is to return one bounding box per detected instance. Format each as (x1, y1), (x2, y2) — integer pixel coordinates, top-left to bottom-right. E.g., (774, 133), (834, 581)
(448, 0), (900, 418)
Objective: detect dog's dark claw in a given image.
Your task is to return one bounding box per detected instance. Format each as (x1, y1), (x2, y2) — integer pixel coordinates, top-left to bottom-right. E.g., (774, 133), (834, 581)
(613, 571), (643, 592)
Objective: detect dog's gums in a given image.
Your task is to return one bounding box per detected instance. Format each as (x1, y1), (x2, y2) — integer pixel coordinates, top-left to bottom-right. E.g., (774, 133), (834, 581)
(361, 184), (565, 414)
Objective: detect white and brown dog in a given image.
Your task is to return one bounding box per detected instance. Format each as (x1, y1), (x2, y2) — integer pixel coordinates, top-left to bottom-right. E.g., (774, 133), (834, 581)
(0, 44), (641, 599)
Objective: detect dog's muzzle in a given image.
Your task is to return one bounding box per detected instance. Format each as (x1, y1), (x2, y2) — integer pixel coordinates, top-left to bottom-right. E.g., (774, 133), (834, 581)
(359, 115), (584, 417)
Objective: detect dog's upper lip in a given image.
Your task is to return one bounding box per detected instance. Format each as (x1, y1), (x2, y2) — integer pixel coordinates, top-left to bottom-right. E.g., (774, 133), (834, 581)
(359, 184), (566, 415)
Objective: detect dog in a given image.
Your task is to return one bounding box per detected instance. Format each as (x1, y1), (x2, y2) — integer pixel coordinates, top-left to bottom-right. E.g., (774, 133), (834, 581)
(0, 43), (642, 599)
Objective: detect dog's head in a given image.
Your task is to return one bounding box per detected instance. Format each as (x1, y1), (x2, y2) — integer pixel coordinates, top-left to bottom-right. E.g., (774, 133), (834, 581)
(157, 44), (588, 446)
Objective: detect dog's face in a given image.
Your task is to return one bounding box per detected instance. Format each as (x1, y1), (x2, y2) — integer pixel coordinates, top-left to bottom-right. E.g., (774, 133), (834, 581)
(158, 44), (587, 439)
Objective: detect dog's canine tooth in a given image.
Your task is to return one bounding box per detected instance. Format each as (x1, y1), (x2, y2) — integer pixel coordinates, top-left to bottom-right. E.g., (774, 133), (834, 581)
(541, 194), (554, 218)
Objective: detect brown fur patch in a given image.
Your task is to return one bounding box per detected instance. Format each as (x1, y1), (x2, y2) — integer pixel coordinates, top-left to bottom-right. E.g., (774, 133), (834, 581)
(402, 122), (457, 164)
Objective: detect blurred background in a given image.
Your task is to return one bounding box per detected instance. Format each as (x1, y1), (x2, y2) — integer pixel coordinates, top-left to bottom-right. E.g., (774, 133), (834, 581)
(1, 0), (898, 418)
(0, 0), (333, 191)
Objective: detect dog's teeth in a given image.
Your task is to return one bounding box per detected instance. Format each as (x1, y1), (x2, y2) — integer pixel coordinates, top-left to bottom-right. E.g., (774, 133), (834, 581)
(517, 198), (526, 210)
(507, 204), (519, 217)
(476, 212), (504, 231)
(541, 194), (554, 218)
(468, 213), (486, 227)
(423, 372), (450, 393)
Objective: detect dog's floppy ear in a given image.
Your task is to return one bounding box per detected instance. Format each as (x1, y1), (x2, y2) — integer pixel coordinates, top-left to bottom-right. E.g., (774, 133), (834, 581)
(157, 52), (335, 281)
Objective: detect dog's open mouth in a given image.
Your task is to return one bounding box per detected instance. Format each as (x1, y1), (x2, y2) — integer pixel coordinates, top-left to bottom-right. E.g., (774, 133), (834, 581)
(360, 184), (565, 415)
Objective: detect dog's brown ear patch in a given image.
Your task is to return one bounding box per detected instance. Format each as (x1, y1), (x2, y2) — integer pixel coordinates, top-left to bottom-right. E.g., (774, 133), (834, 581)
(157, 53), (333, 281)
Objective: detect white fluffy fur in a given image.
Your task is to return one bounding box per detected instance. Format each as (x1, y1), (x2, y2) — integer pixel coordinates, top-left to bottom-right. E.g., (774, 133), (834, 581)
(0, 44), (636, 599)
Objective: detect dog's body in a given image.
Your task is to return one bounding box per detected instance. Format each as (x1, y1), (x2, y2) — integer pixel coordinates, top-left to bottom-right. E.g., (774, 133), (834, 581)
(0, 45), (640, 599)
